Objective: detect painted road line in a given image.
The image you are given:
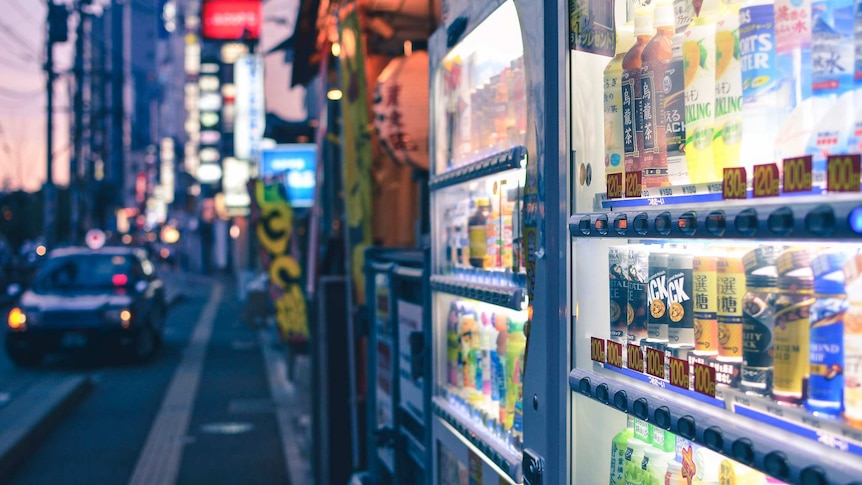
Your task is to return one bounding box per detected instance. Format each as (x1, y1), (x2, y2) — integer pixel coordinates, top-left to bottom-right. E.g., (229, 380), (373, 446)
(128, 283), (223, 485)
(259, 328), (311, 485)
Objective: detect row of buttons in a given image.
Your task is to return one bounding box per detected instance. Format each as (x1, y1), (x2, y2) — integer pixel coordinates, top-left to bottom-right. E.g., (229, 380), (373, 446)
(571, 204), (862, 240)
(430, 276), (525, 310)
(576, 375), (860, 485)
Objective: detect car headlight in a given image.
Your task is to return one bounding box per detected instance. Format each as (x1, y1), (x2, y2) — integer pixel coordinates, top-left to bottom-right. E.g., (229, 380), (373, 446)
(103, 308), (132, 325)
(7, 307), (27, 331)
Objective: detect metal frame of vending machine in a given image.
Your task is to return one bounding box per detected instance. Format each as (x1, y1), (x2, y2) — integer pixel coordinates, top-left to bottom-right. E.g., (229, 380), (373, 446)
(564, 0), (862, 482)
(364, 247), (430, 484)
(427, 0), (569, 483)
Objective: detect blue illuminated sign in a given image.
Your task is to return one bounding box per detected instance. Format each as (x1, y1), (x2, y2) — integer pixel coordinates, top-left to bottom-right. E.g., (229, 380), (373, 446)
(260, 144), (317, 208)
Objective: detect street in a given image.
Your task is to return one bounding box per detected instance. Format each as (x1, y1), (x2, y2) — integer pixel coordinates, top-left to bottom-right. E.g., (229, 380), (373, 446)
(0, 272), (307, 485)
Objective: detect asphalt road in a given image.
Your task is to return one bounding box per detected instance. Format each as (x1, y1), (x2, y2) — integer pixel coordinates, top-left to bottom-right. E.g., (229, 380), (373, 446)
(0, 273), (292, 485)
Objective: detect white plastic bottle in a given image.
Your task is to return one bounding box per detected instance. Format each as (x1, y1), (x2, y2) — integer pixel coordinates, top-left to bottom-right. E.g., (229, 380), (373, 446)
(605, 24), (637, 197)
(772, 0), (814, 162)
(739, 0), (785, 175)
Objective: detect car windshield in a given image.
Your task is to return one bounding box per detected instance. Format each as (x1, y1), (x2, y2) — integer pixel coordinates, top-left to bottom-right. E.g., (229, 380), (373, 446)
(33, 254), (134, 292)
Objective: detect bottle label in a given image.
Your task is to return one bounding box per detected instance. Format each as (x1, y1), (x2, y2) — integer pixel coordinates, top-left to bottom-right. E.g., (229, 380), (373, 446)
(622, 68), (640, 163)
(811, 0), (855, 95)
(605, 67), (626, 174)
(740, 4), (779, 101)
(628, 252), (649, 344)
(469, 225), (487, 261)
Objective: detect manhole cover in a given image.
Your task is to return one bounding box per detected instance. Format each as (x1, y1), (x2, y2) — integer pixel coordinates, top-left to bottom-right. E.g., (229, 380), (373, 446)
(200, 422), (255, 435)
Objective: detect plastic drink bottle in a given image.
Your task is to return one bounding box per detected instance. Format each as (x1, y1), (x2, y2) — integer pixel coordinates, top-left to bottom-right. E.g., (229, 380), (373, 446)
(641, 2), (677, 188)
(610, 416), (635, 485)
(843, 254), (862, 428)
(713, 0), (744, 179)
(623, 9), (655, 195)
(606, 24), (637, 198)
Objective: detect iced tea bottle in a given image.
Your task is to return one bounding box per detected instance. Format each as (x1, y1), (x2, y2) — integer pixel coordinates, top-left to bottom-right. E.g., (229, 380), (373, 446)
(639, 1), (676, 188)
(622, 9), (655, 195)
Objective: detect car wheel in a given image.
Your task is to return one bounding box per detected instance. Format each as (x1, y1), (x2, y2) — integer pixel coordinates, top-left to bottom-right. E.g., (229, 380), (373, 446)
(6, 346), (41, 367)
(133, 323), (157, 362)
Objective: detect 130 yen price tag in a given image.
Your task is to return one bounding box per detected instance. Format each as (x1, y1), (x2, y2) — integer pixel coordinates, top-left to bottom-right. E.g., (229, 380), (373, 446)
(723, 167), (747, 199)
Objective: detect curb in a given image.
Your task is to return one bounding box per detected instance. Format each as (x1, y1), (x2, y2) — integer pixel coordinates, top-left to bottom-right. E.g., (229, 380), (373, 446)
(0, 374), (92, 480)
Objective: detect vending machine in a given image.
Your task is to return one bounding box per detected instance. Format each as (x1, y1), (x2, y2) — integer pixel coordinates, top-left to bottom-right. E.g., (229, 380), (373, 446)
(566, 0), (862, 482)
(426, 0), (566, 483)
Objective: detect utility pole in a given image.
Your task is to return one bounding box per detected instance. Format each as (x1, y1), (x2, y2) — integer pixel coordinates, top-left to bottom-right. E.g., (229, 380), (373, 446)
(45, 1), (68, 248)
(110, 0), (124, 216)
(71, 0), (91, 244)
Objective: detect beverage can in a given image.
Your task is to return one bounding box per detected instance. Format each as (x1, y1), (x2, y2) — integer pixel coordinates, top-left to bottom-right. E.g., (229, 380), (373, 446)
(843, 254), (862, 428)
(693, 255), (718, 354)
(628, 247), (650, 345)
(668, 253), (695, 347)
(610, 247), (630, 345)
(772, 248), (814, 404)
(717, 255), (746, 361)
(648, 252), (671, 342)
(741, 246), (778, 394)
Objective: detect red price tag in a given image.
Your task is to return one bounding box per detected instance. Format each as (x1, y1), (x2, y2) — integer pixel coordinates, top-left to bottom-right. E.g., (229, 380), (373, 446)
(722, 167), (747, 199)
(783, 156), (812, 193)
(668, 357), (689, 390)
(627, 344), (644, 373)
(693, 362), (716, 398)
(607, 173), (623, 199)
(827, 155), (861, 192)
(645, 346), (665, 379)
(625, 171), (642, 198)
(591, 337), (606, 363)
(607, 341), (624, 368)
(752, 163), (779, 198)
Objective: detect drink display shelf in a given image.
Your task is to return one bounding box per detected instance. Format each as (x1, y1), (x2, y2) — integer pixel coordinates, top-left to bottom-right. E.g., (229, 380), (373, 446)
(432, 396), (522, 482)
(570, 198), (862, 241)
(430, 146), (527, 191)
(570, 366), (862, 484)
(430, 275), (526, 310)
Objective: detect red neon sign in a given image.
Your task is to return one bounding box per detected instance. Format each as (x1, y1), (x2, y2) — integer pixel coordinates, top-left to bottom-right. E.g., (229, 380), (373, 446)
(201, 1), (262, 40)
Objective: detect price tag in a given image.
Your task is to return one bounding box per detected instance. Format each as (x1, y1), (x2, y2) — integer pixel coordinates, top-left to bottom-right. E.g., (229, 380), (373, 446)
(668, 357), (689, 390)
(591, 337), (606, 363)
(607, 173), (623, 199)
(693, 362), (716, 398)
(645, 346), (665, 379)
(827, 155), (861, 192)
(607, 341), (624, 368)
(752, 163), (779, 198)
(627, 344), (644, 373)
(722, 167), (747, 199)
(625, 171), (642, 198)
(783, 156), (812, 193)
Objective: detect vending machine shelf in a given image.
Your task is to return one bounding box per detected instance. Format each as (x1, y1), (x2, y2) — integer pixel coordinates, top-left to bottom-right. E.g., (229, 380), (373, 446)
(430, 146), (527, 191)
(432, 396), (523, 482)
(569, 198), (862, 241)
(569, 367), (862, 484)
(430, 275), (526, 310)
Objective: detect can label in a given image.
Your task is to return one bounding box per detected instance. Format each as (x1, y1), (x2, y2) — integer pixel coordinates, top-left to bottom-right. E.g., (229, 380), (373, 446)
(808, 299), (847, 406)
(718, 258), (746, 360)
(610, 249), (629, 343)
(773, 296), (814, 397)
(668, 266), (694, 345)
(741, 289), (776, 391)
(648, 256), (670, 341)
(694, 257), (718, 353)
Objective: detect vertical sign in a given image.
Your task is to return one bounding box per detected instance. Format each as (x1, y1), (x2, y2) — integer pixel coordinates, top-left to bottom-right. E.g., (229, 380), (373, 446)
(234, 54), (265, 162)
(397, 300), (424, 419)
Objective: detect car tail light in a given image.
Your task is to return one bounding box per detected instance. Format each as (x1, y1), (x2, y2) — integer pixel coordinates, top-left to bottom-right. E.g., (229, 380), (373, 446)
(7, 308), (26, 331)
(112, 274), (129, 286)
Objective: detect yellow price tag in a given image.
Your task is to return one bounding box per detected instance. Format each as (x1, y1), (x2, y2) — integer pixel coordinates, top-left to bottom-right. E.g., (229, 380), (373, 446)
(645, 346), (665, 379)
(607, 173), (623, 199)
(668, 357), (690, 390)
(782, 156), (812, 193)
(591, 337), (606, 363)
(694, 362), (716, 398)
(625, 171), (642, 198)
(827, 155), (861, 192)
(607, 341), (624, 368)
(752, 163), (779, 198)
(627, 344), (644, 373)
(722, 167), (747, 199)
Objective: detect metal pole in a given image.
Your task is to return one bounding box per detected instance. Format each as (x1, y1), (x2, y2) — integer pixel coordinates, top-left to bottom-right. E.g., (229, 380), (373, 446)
(71, 1), (88, 243)
(110, 0), (124, 214)
(44, 2), (57, 248)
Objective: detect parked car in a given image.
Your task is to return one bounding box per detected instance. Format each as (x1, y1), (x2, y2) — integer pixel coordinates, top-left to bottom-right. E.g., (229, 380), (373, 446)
(4, 246), (167, 366)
